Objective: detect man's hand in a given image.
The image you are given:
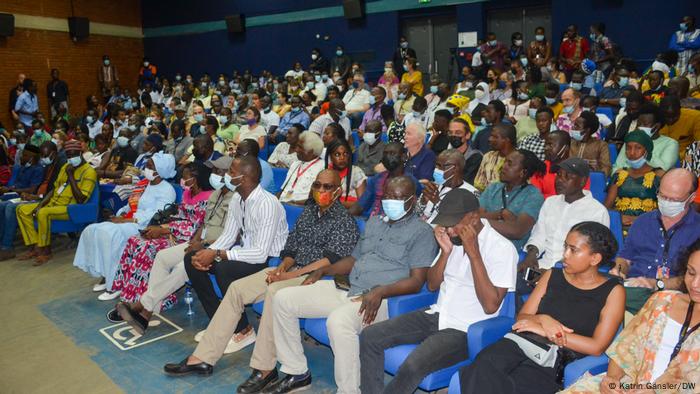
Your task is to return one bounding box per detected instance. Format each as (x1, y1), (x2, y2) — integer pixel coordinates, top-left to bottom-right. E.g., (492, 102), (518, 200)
(420, 181), (440, 204)
(355, 287), (384, 325)
(21, 192), (37, 201)
(434, 226), (453, 255)
(302, 269), (324, 286)
(500, 209), (516, 222)
(0, 186), (8, 195)
(185, 239), (204, 254)
(192, 249), (217, 271)
(621, 214), (635, 227)
(625, 277), (655, 289)
(608, 264), (626, 279)
(267, 270), (296, 284)
(458, 221), (480, 257)
(65, 164), (75, 179)
(518, 254), (539, 273)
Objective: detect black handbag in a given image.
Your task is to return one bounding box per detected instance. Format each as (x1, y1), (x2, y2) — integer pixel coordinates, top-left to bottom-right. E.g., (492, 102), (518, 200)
(148, 203), (180, 226)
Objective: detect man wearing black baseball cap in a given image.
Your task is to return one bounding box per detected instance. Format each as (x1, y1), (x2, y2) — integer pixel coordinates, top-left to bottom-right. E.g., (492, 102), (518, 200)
(520, 157), (609, 301)
(360, 188), (518, 393)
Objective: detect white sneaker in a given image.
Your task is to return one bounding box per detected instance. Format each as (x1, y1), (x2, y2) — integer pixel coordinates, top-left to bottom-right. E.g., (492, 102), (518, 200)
(92, 282), (107, 292)
(194, 329), (206, 343)
(223, 329), (257, 354)
(98, 290), (121, 301)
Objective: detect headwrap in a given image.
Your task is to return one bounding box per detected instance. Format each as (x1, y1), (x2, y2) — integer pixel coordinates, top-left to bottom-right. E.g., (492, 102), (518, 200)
(624, 130), (654, 159)
(146, 133), (164, 151)
(63, 139), (82, 152)
(467, 82), (490, 115)
(151, 152), (177, 180)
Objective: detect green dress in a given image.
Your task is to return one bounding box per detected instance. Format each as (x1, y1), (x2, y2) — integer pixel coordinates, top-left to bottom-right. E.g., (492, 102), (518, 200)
(610, 169), (660, 217)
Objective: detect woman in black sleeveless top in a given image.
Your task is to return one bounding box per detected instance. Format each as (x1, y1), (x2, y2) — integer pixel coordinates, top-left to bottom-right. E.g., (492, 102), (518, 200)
(458, 221), (626, 394)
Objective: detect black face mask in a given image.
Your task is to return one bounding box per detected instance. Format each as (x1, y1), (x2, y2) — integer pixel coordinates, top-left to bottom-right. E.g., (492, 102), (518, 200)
(382, 156), (403, 171)
(487, 77), (495, 84)
(449, 136), (464, 148)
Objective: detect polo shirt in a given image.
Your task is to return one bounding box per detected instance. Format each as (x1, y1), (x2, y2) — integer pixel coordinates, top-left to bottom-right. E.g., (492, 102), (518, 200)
(619, 209), (700, 279)
(359, 104), (386, 132)
(343, 88), (371, 112)
(426, 220), (518, 331)
(357, 171), (421, 217)
(308, 113), (351, 140)
(479, 183), (545, 250)
(279, 158), (325, 203)
(278, 110), (311, 135)
(12, 163), (45, 189)
(405, 145), (436, 181)
(526, 191), (610, 269)
(348, 213), (438, 297)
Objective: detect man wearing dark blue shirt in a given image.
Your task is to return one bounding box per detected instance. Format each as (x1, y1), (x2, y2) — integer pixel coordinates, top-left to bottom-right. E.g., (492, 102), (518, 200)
(611, 168), (700, 312)
(404, 122), (436, 181)
(0, 144), (45, 260)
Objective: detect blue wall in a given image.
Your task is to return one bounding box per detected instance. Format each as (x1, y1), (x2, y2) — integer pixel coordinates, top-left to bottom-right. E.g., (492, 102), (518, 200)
(142, 0), (700, 78)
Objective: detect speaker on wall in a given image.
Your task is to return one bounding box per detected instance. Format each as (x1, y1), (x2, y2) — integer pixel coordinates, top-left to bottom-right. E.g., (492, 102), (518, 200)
(225, 14), (245, 33)
(343, 0), (364, 19)
(68, 17), (89, 41)
(0, 13), (15, 37)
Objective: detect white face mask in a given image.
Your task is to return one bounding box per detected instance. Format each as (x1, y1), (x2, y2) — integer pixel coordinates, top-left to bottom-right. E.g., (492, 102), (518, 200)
(658, 195), (693, 218)
(363, 133), (377, 145)
(475, 90), (485, 99)
(143, 168), (158, 181)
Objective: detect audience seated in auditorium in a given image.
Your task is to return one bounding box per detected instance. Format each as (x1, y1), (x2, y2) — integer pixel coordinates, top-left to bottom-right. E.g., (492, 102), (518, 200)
(278, 132), (325, 205)
(360, 188), (518, 393)
(473, 123), (517, 191)
(403, 123), (436, 181)
(445, 118), (483, 185)
(326, 139), (366, 208)
(472, 100), (507, 154)
(356, 120), (385, 177)
(459, 222), (624, 394)
(268, 124), (301, 169)
(569, 110), (611, 176)
(609, 169), (700, 313)
(613, 104), (679, 172)
(562, 239), (700, 393)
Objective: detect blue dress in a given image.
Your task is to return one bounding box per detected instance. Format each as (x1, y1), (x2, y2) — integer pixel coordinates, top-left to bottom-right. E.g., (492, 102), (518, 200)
(73, 181), (176, 291)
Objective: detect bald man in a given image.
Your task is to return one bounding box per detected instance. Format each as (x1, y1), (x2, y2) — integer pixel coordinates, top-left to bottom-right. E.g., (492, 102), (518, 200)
(611, 168), (700, 313)
(264, 175), (439, 394)
(164, 169), (360, 383)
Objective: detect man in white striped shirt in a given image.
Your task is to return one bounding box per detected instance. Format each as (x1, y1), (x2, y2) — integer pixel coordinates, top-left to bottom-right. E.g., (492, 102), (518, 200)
(179, 156), (288, 358)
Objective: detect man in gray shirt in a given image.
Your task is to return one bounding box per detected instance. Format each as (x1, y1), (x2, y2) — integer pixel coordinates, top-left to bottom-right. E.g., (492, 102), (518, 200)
(258, 176), (439, 394)
(356, 120), (385, 176)
(164, 119), (193, 163)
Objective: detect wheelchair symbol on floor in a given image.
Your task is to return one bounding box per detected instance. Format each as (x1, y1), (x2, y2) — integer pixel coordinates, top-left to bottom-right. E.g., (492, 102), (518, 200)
(99, 314), (183, 351)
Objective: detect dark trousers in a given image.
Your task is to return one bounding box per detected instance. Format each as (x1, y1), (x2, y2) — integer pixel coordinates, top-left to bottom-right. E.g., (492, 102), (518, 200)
(359, 309), (468, 394)
(458, 338), (561, 394)
(515, 273), (534, 311)
(184, 251), (267, 332)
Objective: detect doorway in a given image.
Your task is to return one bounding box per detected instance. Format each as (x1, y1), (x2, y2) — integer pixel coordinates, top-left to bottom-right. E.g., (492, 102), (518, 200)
(486, 5), (552, 51)
(401, 14), (458, 85)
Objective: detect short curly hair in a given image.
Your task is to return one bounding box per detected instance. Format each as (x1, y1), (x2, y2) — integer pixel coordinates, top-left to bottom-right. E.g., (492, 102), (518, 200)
(676, 238), (700, 294)
(569, 221), (618, 267)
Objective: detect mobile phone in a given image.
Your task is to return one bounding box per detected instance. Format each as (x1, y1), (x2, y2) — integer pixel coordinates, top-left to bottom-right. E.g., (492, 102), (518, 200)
(333, 275), (351, 292)
(524, 267), (542, 283)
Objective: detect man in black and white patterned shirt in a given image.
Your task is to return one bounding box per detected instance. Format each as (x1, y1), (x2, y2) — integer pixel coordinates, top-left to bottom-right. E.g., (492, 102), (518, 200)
(163, 170), (360, 383)
(518, 107), (554, 161)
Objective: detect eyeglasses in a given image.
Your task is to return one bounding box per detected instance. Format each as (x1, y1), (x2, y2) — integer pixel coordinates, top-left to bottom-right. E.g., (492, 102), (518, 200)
(657, 192), (693, 203)
(311, 182), (339, 191)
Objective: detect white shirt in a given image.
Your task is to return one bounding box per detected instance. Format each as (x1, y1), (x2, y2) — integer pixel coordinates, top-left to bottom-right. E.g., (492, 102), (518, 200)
(238, 125), (266, 143)
(526, 190), (610, 269)
(427, 220), (518, 332)
(268, 142), (299, 168)
(260, 109), (280, 133)
(87, 120), (104, 140)
(308, 113), (352, 140)
(279, 158), (325, 203)
(312, 82), (328, 103)
(209, 185), (288, 263)
(403, 111), (431, 130)
(422, 182), (480, 226)
(342, 88), (371, 112)
(651, 317), (682, 382)
(149, 91), (163, 105)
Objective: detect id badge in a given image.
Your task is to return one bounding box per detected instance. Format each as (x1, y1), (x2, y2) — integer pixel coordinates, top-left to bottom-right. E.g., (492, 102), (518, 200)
(656, 266), (670, 279)
(56, 183), (67, 195)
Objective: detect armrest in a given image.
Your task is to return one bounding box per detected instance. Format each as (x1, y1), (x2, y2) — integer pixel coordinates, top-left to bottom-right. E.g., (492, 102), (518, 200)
(563, 354), (609, 388)
(268, 257), (281, 267)
(467, 316), (515, 360)
(67, 200), (99, 224)
(387, 290), (438, 318)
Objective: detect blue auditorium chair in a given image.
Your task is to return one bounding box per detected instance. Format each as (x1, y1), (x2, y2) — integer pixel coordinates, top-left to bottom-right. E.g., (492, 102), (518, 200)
(39, 187), (100, 234)
(589, 172), (607, 203)
(272, 167), (289, 193)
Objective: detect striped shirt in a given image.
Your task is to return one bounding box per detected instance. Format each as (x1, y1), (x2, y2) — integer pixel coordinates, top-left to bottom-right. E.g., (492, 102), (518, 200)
(209, 185), (288, 264)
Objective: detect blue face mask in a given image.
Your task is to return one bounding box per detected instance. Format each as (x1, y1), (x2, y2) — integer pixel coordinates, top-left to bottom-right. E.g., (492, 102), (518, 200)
(368, 95), (376, 106)
(291, 106), (302, 113)
(430, 85), (439, 94)
(382, 196), (413, 221)
(480, 117), (489, 126)
(627, 156), (647, 169)
(209, 173), (225, 190)
(336, 50), (343, 56)
(528, 108), (537, 119)
(117, 136), (130, 148)
(680, 23), (688, 32)
(570, 129), (584, 141)
(619, 97), (627, 108)
(570, 82), (583, 91)
(497, 80), (507, 89)
(412, 111), (423, 119)
(194, 114), (204, 122)
(67, 156), (82, 167)
(562, 105), (575, 114)
(618, 77), (629, 87)
(545, 97), (556, 105)
(397, 93), (406, 100)
(689, 65), (696, 74)
(352, 81), (360, 89)
(433, 166), (454, 186)
(589, 33), (597, 42)
(520, 58), (528, 67)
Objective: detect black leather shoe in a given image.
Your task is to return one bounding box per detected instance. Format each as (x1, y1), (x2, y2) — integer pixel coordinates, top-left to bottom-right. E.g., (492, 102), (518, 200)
(237, 369), (278, 393)
(261, 372), (311, 393)
(106, 307), (123, 323)
(116, 302), (148, 335)
(163, 357), (213, 376)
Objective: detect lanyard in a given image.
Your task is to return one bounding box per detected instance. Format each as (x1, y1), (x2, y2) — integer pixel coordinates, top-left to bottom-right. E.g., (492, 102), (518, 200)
(669, 301), (699, 362)
(282, 158), (321, 191)
(207, 191), (227, 221)
(659, 220), (679, 269)
(501, 184), (527, 210)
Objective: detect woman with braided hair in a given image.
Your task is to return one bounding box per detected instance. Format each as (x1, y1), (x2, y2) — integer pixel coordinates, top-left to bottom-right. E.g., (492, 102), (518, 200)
(325, 139), (366, 209)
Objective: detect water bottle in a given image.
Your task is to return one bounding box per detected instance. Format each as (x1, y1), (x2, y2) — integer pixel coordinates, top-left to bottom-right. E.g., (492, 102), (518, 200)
(184, 287), (194, 317)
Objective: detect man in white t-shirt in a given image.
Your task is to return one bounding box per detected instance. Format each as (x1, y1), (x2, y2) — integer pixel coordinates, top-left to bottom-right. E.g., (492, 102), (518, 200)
(360, 188), (517, 393)
(342, 73), (371, 129)
(259, 96), (280, 135)
(308, 98), (351, 140)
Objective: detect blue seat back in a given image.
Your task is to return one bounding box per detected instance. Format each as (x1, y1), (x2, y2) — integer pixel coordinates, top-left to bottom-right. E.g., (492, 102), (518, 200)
(7, 165), (21, 187)
(608, 210), (624, 250)
(608, 143), (618, 165)
(589, 172), (607, 203)
(272, 167), (289, 192)
(381, 132), (389, 143)
(498, 291), (516, 318)
(172, 184), (183, 204)
(351, 131), (361, 150)
(355, 217), (366, 234)
(596, 107), (614, 123)
(559, 83), (569, 93)
(283, 204), (304, 231)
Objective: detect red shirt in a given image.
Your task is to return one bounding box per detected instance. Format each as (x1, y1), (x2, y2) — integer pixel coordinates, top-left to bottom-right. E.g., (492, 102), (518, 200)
(559, 37), (590, 71)
(530, 160), (590, 199)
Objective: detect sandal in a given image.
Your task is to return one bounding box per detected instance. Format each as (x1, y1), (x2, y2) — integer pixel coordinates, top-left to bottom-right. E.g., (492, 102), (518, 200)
(17, 249), (38, 260)
(32, 254), (53, 266)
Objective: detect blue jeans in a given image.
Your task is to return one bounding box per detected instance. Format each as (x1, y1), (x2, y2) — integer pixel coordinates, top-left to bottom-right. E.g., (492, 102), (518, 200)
(0, 200), (20, 249)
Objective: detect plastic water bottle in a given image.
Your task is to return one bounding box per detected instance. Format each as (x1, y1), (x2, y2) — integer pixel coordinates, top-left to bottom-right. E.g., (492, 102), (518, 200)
(184, 287), (194, 317)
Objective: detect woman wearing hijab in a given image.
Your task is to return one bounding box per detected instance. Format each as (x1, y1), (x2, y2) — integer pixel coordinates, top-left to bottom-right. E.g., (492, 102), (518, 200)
(467, 82), (491, 116)
(73, 152), (177, 301)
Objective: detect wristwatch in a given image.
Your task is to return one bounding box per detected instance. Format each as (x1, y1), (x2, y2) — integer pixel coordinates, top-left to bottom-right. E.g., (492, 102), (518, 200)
(214, 250), (224, 263)
(656, 279), (665, 291)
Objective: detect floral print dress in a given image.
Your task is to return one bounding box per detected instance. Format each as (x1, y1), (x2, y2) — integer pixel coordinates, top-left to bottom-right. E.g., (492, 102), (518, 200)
(112, 189), (212, 309)
(610, 169), (660, 216)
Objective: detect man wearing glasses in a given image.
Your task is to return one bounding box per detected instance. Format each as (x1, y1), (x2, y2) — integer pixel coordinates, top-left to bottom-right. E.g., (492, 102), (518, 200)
(163, 170), (360, 384)
(610, 168), (700, 313)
